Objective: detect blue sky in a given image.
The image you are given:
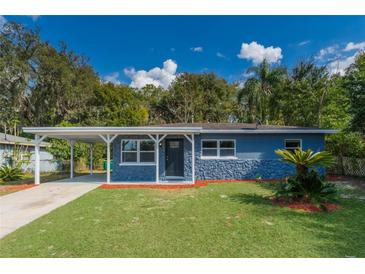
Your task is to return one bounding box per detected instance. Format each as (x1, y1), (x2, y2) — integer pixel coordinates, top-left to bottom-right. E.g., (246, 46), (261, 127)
(2, 16), (365, 88)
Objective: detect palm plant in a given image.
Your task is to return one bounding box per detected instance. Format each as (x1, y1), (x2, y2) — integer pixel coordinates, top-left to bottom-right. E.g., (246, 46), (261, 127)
(238, 59), (287, 123)
(275, 148), (334, 177)
(274, 149), (337, 205)
(0, 165), (23, 182)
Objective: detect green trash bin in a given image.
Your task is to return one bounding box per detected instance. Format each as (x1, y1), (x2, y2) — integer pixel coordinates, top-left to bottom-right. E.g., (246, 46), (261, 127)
(103, 160), (113, 171)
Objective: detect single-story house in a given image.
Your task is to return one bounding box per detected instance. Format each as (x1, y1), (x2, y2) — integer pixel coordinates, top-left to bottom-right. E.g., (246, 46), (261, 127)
(23, 123), (337, 185)
(0, 132), (59, 172)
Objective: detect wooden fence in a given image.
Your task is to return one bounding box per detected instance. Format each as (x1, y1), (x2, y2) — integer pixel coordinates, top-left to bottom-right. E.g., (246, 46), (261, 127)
(328, 156), (365, 178)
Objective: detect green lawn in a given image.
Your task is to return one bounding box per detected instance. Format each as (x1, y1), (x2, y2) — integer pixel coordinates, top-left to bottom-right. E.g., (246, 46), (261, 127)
(1, 182), (365, 257)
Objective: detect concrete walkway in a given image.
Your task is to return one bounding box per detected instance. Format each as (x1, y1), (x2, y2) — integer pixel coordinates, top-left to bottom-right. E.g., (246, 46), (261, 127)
(0, 182), (99, 238)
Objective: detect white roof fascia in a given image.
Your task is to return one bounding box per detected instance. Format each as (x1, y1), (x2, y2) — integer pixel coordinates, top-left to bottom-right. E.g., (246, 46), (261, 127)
(23, 127), (203, 135)
(23, 127), (338, 135)
(200, 129), (338, 134)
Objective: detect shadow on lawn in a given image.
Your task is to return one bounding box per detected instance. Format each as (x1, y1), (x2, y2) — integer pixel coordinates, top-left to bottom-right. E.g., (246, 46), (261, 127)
(229, 183), (365, 258)
(229, 193), (272, 206)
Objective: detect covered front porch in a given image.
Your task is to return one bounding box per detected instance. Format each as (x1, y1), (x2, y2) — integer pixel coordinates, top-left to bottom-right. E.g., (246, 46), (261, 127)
(23, 126), (201, 185)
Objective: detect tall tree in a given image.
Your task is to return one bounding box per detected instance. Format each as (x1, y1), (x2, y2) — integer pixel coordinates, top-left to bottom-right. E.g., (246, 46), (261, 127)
(344, 52), (365, 134)
(155, 73), (235, 123)
(237, 60), (287, 124)
(281, 61), (329, 127)
(0, 22), (99, 127)
(0, 22), (41, 132)
(28, 43), (99, 126)
(86, 83), (149, 126)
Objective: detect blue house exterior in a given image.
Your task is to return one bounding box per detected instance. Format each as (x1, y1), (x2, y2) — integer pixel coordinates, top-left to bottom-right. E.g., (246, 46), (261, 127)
(111, 123), (330, 183)
(24, 123), (336, 185)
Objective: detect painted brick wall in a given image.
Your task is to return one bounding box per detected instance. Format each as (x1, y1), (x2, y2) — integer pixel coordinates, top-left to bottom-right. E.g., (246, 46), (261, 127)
(112, 133), (325, 182)
(112, 135), (193, 182)
(112, 135), (155, 182)
(194, 133), (325, 180)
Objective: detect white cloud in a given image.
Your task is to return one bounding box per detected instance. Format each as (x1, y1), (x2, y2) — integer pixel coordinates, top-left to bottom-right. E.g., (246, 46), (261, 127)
(103, 72), (121, 85)
(190, 46), (203, 53)
(124, 59), (177, 89)
(327, 55), (356, 76)
(298, 40), (311, 46)
(315, 43), (363, 75)
(0, 16), (7, 30)
(315, 45), (339, 60)
(344, 41), (365, 52)
(216, 52), (228, 59)
(237, 41), (283, 64)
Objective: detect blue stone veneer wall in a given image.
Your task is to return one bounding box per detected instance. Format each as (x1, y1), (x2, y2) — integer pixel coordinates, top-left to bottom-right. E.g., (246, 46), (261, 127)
(112, 133), (325, 182)
(194, 133), (325, 180)
(112, 135), (193, 182)
(112, 135), (156, 182)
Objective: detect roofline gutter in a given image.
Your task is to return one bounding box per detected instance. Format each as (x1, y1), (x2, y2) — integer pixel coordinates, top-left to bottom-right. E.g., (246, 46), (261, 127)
(23, 127), (203, 135)
(23, 127), (338, 135)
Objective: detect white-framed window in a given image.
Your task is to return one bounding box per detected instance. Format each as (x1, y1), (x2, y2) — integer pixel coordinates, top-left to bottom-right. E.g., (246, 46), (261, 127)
(121, 139), (155, 165)
(201, 139), (236, 159)
(284, 139), (302, 152)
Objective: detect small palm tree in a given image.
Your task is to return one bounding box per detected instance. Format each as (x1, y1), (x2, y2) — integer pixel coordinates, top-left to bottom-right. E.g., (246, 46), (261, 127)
(275, 148), (334, 177)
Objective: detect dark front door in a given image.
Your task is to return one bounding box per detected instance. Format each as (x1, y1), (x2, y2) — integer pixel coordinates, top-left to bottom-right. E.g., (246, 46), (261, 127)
(165, 139), (184, 177)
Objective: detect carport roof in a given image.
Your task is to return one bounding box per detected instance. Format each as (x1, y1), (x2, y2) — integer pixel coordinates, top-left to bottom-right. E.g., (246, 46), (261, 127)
(22, 126), (203, 144)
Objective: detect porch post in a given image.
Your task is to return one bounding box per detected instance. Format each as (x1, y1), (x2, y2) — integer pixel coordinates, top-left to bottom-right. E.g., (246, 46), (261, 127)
(89, 144), (93, 175)
(99, 134), (117, 184)
(156, 134), (159, 184)
(70, 140), (75, 179)
(192, 134), (195, 184)
(34, 135), (40, 185)
(106, 134), (111, 184)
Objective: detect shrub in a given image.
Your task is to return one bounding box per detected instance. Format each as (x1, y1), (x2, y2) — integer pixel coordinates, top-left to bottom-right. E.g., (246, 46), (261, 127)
(275, 148), (338, 207)
(0, 165), (23, 182)
(276, 170), (338, 205)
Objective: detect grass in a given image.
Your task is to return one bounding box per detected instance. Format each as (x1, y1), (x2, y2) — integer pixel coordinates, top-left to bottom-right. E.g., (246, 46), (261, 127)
(0, 182), (365, 257)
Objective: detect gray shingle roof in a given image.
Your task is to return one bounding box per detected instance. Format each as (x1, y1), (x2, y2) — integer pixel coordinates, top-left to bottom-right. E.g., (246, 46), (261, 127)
(153, 122), (322, 130)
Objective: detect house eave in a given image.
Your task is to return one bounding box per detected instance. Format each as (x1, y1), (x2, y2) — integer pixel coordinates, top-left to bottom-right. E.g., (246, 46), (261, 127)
(23, 127), (338, 136)
(23, 127), (203, 136)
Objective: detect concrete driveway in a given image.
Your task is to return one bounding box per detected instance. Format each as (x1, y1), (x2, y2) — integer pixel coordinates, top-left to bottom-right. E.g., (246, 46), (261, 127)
(0, 182), (99, 238)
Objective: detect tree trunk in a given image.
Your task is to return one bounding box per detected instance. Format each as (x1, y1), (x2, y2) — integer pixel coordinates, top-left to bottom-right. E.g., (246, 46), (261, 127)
(296, 164), (308, 177)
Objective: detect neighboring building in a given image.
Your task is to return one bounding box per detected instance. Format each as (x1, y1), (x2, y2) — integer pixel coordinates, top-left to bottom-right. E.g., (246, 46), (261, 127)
(0, 132), (59, 172)
(24, 123), (337, 184)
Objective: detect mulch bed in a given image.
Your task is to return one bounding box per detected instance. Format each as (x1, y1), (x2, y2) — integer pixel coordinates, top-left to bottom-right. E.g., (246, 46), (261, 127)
(272, 197), (342, 212)
(0, 184), (35, 195)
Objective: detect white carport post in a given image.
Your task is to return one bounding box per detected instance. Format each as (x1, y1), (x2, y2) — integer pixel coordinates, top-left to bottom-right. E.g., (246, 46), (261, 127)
(89, 144), (93, 175)
(34, 134), (47, 185)
(192, 134), (195, 184)
(184, 134), (195, 184)
(99, 134), (118, 184)
(69, 140), (75, 179)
